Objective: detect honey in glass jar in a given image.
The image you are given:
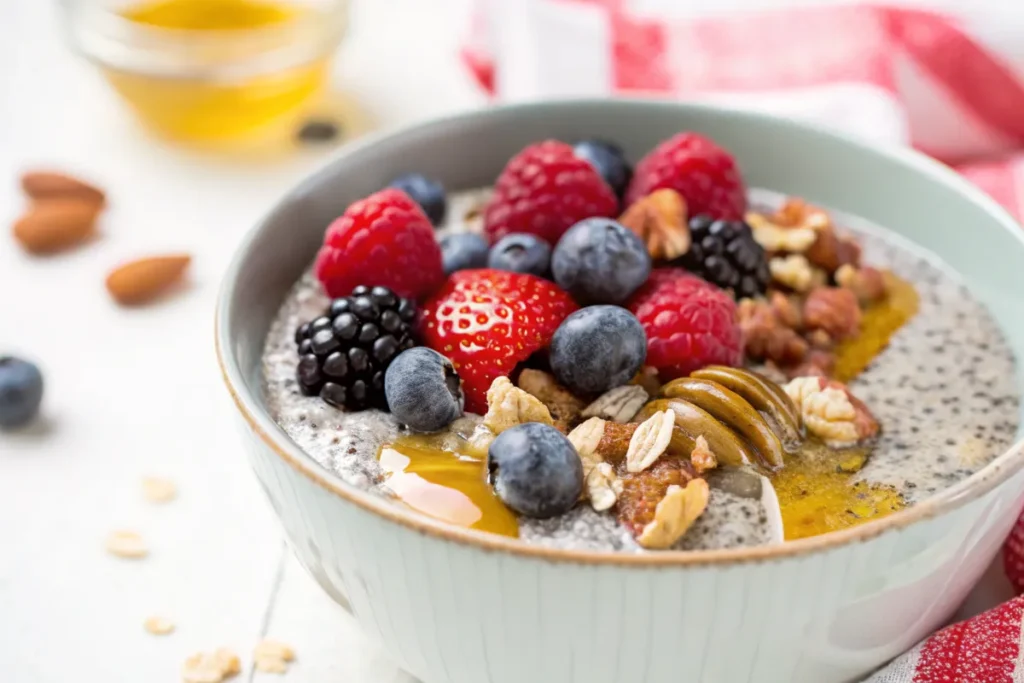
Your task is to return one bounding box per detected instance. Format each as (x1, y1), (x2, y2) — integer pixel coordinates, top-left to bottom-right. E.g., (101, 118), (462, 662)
(61, 0), (348, 144)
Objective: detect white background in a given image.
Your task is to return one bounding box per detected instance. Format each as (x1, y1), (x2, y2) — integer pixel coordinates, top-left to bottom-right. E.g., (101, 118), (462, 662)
(0, 0), (1016, 681)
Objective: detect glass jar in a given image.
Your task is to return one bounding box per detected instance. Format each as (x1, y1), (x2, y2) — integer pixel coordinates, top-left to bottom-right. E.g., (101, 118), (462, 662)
(60, 0), (348, 144)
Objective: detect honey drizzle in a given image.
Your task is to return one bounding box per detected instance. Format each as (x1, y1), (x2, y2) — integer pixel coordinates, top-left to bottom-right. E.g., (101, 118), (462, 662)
(378, 273), (920, 543)
(378, 439), (519, 538)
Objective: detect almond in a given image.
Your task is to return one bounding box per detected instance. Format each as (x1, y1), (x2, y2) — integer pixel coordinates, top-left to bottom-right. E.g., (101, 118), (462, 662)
(20, 171), (105, 206)
(106, 255), (191, 305)
(13, 200), (101, 254)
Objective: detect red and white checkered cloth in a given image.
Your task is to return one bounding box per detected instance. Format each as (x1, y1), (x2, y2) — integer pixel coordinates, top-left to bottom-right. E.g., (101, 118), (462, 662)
(462, 2), (1024, 679)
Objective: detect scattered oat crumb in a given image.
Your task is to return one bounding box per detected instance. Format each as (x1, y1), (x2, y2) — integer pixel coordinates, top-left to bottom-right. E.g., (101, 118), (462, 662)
(105, 530), (148, 559)
(142, 477), (177, 503)
(182, 648), (240, 683)
(144, 616), (175, 635)
(253, 639), (295, 674)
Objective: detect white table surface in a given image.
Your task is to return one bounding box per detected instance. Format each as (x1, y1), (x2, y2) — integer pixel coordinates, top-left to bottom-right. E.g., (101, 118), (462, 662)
(0, 1), (1015, 681)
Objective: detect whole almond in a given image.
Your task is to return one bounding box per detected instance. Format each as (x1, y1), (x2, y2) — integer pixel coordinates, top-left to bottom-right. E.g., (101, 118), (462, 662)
(21, 171), (106, 206)
(13, 200), (101, 254)
(106, 255), (191, 305)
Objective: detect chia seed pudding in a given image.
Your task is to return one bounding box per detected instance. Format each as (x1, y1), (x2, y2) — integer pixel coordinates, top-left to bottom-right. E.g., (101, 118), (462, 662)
(262, 187), (1020, 553)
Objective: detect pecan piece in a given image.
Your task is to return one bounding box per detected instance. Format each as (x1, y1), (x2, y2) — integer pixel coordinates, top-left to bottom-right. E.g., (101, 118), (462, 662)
(804, 287), (861, 341)
(517, 369), (585, 429)
(835, 264), (888, 305)
(619, 188), (691, 260)
(739, 298), (808, 366)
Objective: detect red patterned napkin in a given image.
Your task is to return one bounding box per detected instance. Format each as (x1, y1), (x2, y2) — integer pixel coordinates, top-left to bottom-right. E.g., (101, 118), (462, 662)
(463, 2), (1024, 679)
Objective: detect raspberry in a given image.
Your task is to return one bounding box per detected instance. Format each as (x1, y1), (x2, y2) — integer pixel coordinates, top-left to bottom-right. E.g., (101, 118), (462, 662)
(419, 269), (578, 413)
(627, 269), (743, 380)
(483, 141), (619, 246)
(616, 459), (697, 538)
(314, 189), (443, 300)
(626, 133), (747, 220)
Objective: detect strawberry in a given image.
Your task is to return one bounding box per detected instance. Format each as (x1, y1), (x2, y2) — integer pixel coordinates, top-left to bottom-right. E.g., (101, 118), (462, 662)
(627, 269), (743, 379)
(314, 189), (443, 300)
(626, 133), (747, 219)
(419, 270), (578, 413)
(483, 141), (619, 246)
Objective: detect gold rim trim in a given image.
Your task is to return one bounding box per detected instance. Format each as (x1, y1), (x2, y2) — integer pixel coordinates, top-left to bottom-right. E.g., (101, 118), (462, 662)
(216, 307), (1024, 566)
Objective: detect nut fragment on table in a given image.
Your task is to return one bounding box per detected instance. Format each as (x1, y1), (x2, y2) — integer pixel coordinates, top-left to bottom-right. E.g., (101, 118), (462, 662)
(625, 410), (675, 473)
(253, 639), (295, 674)
(804, 287), (861, 341)
(144, 616), (175, 636)
(618, 188), (691, 260)
(482, 376), (553, 434)
(769, 254), (814, 292)
(636, 478), (710, 549)
(784, 376), (879, 447)
(142, 476), (177, 503)
(105, 530), (148, 559)
(581, 385), (649, 423)
(182, 648), (241, 683)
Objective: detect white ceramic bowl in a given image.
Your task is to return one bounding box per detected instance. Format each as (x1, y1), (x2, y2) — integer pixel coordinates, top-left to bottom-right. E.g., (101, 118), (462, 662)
(217, 101), (1024, 683)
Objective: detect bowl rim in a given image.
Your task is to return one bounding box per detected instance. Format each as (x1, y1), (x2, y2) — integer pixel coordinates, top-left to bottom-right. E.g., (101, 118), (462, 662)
(216, 98), (1024, 567)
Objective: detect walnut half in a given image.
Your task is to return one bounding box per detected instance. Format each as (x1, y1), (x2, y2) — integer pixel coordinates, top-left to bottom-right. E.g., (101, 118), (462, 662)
(784, 376), (879, 448)
(619, 188), (691, 260)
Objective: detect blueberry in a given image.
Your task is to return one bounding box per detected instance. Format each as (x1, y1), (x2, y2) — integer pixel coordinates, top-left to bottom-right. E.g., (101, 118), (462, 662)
(487, 422), (583, 518)
(388, 173), (446, 225)
(439, 233), (489, 275)
(487, 233), (551, 277)
(551, 218), (651, 305)
(384, 348), (464, 432)
(0, 356), (44, 429)
(549, 306), (646, 395)
(573, 139), (632, 198)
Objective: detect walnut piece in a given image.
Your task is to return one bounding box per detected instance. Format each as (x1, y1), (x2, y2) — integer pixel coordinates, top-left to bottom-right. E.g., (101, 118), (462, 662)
(581, 385), (649, 423)
(747, 212), (817, 253)
(182, 649), (240, 683)
(836, 264), (888, 305)
(482, 376), (553, 434)
(690, 435), (717, 474)
(769, 254), (814, 292)
(619, 188), (691, 260)
(625, 410), (675, 473)
(784, 376), (879, 447)
(738, 298), (808, 365)
(636, 478), (710, 549)
(804, 287), (861, 341)
(517, 369), (584, 428)
(567, 417), (624, 510)
(805, 228), (862, 274)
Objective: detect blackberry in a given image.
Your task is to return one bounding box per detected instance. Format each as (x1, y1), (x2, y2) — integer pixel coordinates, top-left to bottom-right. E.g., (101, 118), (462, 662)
(294, 285), (417, 411)
(677, 214), (770, 299)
